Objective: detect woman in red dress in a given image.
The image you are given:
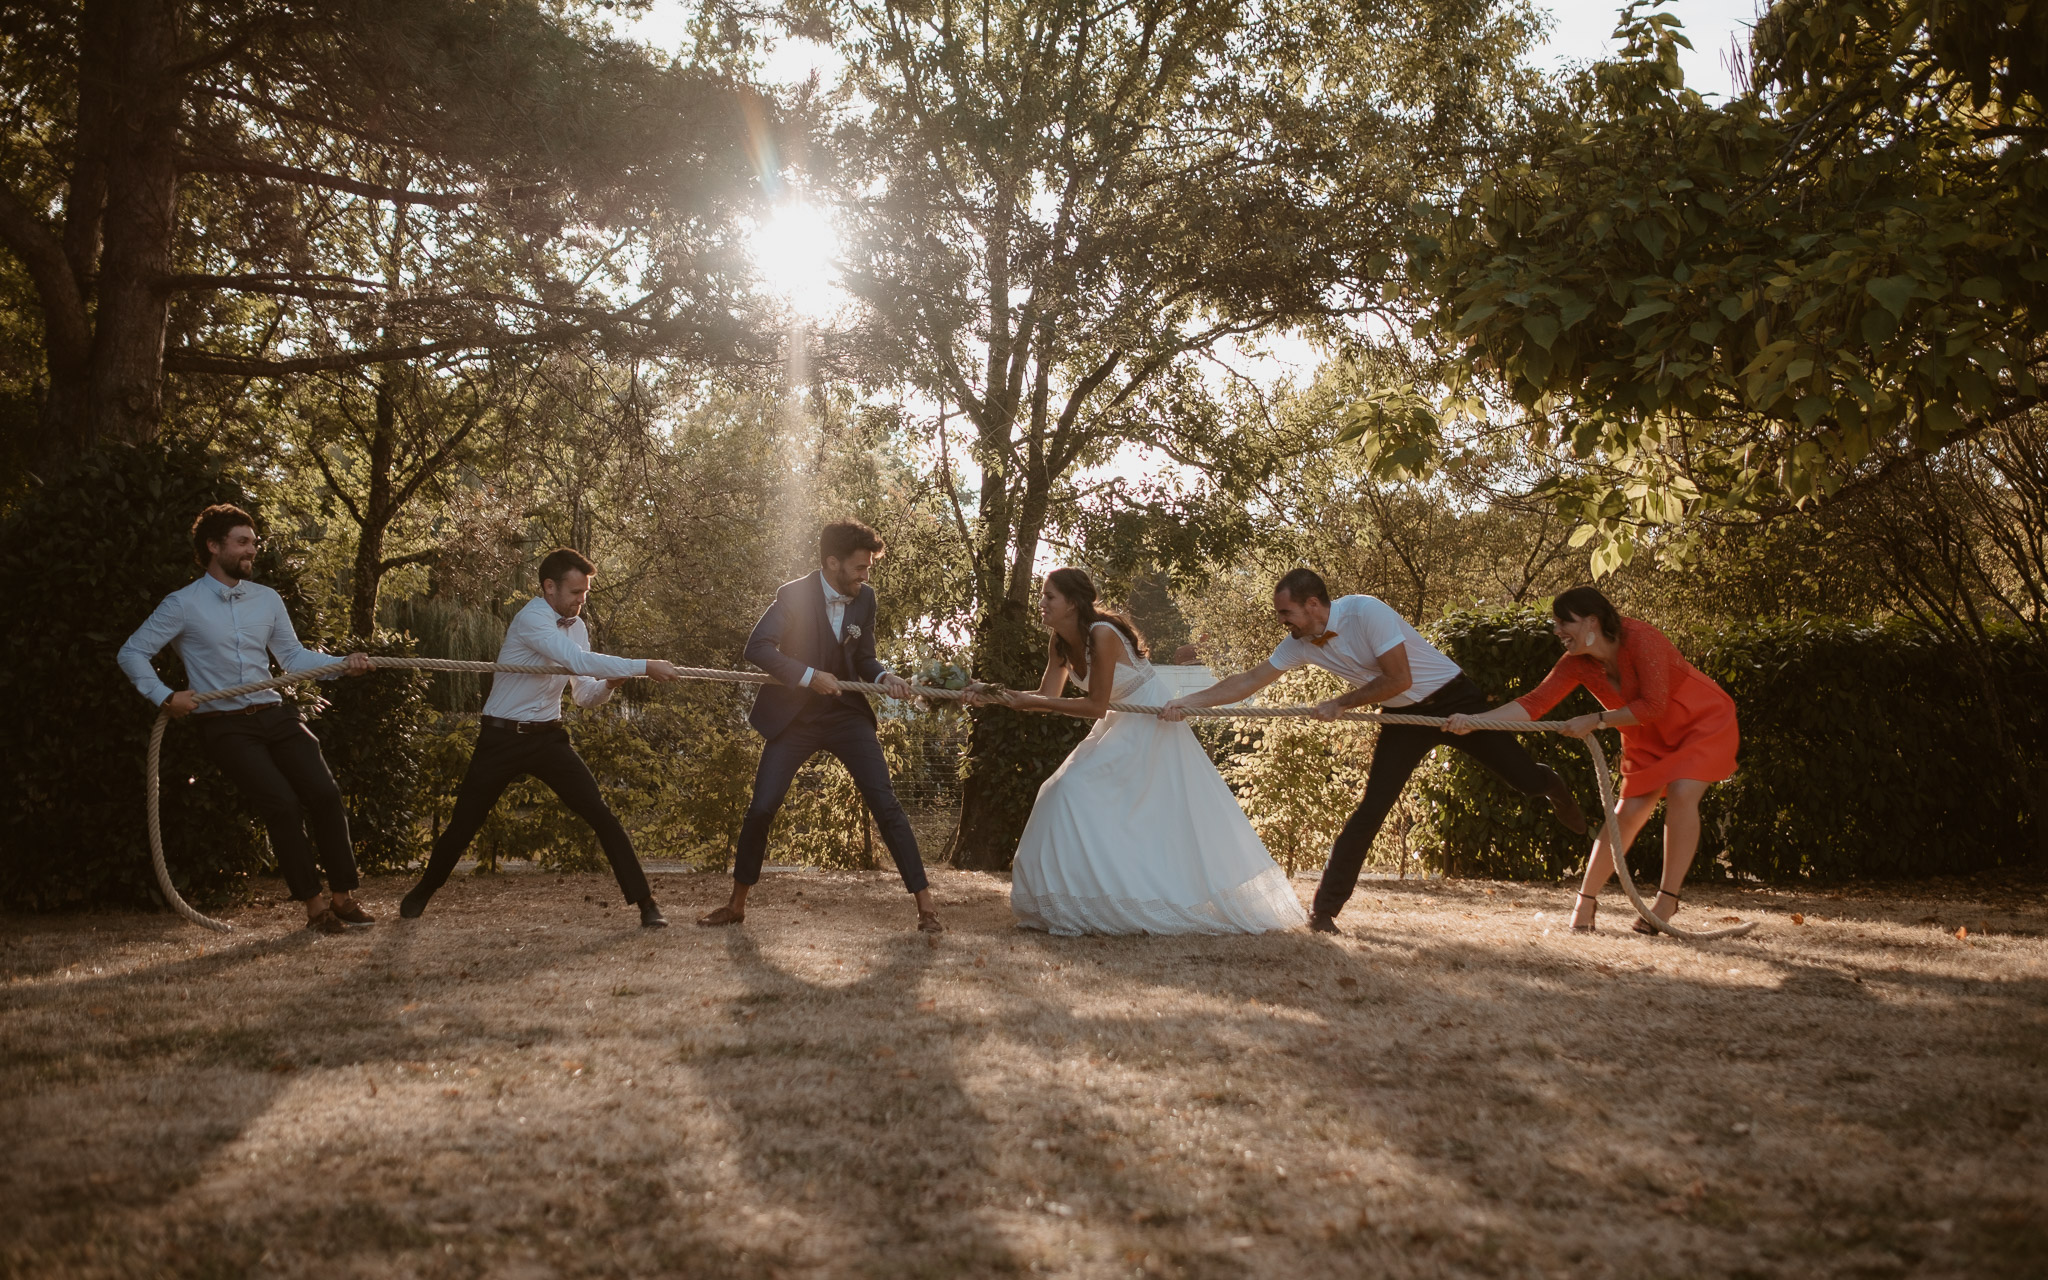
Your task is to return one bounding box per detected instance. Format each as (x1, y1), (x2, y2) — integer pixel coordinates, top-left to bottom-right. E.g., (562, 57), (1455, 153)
(1446, 586), (1739, 933)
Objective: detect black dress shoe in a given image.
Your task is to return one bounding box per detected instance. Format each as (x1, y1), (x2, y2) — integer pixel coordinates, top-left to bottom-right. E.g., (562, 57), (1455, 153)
(398, 887), (432, 920)
(639, 898), (669, 928)
(1544, 775), (1588, 834)
(1308, 913), (1341, 934)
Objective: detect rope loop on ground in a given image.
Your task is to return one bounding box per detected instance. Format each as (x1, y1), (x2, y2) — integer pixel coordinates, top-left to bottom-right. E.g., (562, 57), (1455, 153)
(144, 658), (1755, 940)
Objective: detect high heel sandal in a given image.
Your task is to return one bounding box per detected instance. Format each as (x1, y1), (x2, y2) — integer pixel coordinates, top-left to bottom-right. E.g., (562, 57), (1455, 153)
(1570, 892), (1597, 933)
(1632, 889), (1681, 935)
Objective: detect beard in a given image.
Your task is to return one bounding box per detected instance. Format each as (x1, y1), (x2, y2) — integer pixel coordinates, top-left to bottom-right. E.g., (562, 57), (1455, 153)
(219, 554), (254, 581)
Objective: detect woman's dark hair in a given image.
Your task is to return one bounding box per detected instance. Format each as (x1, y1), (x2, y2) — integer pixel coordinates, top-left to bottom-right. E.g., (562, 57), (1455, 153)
(190, 503), (254, 566)
(1044, 567), (1146, 676)
(1551, 585), (1623, 643)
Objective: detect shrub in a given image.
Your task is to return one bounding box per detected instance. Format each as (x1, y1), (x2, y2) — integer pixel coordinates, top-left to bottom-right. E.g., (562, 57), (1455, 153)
(0, 443), (270, 909)
(302, 631), (434, 875)
(1694, 620), (2045, 880)
(0, 444), (442, 910)
(1409, 608), (2046, 882)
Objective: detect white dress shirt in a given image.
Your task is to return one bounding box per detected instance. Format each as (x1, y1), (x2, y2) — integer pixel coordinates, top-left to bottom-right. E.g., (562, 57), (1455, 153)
(480, 596), (647, 722)
(1266, 594), (1463, 707)
(798, 574), (860, 688)
(118, 576), (339, 711)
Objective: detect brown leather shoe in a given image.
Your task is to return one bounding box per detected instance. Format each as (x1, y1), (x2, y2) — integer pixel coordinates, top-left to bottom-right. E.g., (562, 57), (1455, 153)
(696, 905), (745, 927)
(917, 910), (946, 934)
(329, 897), (375, 928)
(304, 907), (348, 935)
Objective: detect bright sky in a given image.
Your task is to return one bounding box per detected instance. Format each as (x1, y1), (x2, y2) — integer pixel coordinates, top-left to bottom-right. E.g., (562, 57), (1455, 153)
(1533, 0), (1762, 100)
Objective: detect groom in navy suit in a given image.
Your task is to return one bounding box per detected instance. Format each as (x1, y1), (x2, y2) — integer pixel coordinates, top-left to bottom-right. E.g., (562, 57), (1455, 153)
(697, 521), (944, 933)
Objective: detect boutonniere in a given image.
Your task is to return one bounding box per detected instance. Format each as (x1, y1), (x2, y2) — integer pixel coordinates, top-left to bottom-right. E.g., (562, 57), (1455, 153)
(842, 623), (862, 643)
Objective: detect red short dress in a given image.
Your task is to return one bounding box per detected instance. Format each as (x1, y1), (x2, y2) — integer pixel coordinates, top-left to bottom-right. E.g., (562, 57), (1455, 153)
(1514, 617), (1739, 798)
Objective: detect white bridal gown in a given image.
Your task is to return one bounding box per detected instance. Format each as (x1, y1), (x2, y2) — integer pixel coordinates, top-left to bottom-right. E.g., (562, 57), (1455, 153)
(1011, 622), (1309, 936)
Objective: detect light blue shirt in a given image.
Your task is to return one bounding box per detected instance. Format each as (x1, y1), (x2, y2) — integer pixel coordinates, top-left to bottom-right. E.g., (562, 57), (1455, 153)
(480, 596), (646, 722)
(118, 576), (337, 711)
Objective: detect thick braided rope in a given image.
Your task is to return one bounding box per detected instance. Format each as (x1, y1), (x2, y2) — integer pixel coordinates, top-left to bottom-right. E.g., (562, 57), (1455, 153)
(147, 658), (1754, 941)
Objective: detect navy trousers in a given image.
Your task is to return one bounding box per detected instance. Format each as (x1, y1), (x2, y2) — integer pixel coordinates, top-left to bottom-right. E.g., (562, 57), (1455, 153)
(734, 703), (928, 893)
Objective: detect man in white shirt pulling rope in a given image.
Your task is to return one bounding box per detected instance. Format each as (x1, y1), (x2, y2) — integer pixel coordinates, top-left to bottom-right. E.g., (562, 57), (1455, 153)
(1163, 568), (1586, 933)
(398, 548), (685, 927)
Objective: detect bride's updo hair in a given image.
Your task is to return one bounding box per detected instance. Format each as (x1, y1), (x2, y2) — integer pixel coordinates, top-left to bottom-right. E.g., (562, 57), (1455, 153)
(1044, 566), (1146, 675)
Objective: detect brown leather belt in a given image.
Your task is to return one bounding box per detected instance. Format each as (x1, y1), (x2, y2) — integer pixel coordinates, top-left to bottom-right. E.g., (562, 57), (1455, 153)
(192, 701), (280, 718)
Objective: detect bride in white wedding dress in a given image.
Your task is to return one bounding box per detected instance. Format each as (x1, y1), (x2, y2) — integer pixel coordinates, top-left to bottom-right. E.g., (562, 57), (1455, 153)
(989, 568), (1308, 936)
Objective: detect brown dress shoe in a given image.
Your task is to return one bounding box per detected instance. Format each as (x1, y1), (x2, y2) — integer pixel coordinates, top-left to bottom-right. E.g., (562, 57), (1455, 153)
(696, 905), (745, 927)
(329, 898), (375, 928)
(917, 910), (946, 934)
(304, 907), (348, 935)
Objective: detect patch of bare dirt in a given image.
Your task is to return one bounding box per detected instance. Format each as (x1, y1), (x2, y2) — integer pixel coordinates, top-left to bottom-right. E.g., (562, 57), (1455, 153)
(1, 870), (2043, 1278)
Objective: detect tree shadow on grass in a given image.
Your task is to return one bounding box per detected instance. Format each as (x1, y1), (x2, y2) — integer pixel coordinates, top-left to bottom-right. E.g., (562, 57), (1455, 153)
(0, 884), (748, 1277)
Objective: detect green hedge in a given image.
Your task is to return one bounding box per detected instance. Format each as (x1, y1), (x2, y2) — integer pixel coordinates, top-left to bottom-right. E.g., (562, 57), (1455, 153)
(1414, 609), (2047, 882)
(0, 444), (437, 910)
(0, 444), (273, 909)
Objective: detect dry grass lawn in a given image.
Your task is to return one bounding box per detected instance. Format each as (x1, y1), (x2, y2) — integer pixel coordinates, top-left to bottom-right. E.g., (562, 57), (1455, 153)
(2, 868), (2044, 1279)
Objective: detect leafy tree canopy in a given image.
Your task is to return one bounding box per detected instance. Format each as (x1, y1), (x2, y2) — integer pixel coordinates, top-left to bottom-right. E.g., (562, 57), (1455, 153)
(1346, 0), (2048, 574)
(0, 0), (770, 469)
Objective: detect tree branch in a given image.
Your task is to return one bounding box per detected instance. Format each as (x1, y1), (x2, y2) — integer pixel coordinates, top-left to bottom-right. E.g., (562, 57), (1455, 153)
(0, 181), (90, 367)
(179, 153), (477, 210)
(377, 549), (438, 573)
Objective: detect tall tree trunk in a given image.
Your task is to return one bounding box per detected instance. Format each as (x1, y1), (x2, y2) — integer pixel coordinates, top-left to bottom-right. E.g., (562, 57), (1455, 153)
(83, 0), (180, 452)
(347, 380), (401, 639)
(946, 463), (1081, 870)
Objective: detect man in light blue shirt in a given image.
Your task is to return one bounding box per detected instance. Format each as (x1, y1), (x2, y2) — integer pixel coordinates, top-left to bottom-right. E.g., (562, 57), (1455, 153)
(398, 547), (684, 927)
(118, 504), (375, 934)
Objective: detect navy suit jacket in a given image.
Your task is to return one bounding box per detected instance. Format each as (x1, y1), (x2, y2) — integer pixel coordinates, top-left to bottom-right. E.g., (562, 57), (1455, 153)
(745, 571), (887, 739)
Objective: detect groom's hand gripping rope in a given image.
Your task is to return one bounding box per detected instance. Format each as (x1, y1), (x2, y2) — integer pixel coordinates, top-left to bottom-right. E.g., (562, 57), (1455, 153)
(140, 656), (1754, 942)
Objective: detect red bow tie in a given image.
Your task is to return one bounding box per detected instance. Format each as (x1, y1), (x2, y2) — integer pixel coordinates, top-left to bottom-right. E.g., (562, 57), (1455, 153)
(1307, 630), (1339, 647)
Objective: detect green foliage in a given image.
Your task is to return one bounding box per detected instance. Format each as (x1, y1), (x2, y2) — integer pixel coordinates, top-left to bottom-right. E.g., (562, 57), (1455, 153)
(1222, 718), (1368, 875)
(0, 442), (440, 909)
(302, 632), (435, 875)
(1406, 608), (2045, 881)
(0, 443), (268, 909)
(1692, 620), (2046, 879)
(420, 698), (758, 874)
(1352, 0), (2048, 572)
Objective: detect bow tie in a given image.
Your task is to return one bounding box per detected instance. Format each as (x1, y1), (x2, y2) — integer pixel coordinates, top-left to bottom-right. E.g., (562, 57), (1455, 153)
(556, 615), (577, 629)
(220, 588), (244, 601)
(1306, 630), (1339, 648)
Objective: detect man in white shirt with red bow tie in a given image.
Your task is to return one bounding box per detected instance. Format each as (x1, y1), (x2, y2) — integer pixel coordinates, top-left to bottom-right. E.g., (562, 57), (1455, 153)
(1163, 568), (1585, 933)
